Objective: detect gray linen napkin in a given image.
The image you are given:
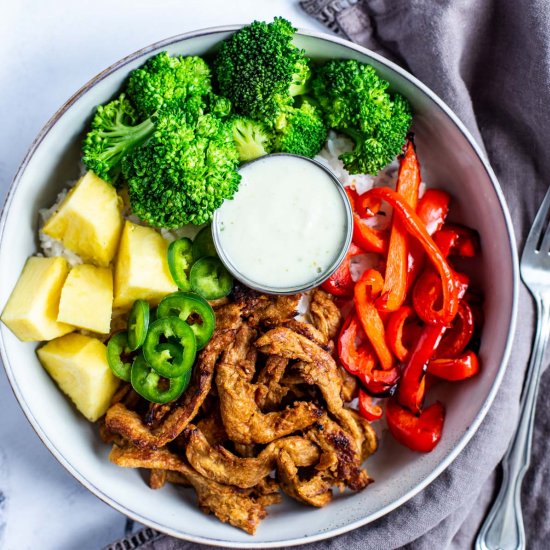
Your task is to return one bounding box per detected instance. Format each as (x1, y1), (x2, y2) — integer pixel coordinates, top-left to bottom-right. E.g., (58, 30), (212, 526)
(106, 1), (550, 548)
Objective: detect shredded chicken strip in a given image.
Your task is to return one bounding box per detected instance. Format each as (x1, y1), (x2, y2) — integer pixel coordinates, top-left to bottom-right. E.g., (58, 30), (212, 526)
(310, 289), (342, 342)
(233, 285), (301, 328)
(256, 327), (365, 457)
(149, 468), (168, 489)
(196, 411), (227, 446)
(217, 325), (322, 444)
(255, 355), (289, 410)
(339, 366), (359, 403)
(184, 426), (320, 488)
(110, 445), (267, 534)
(283, 319), (331, 350)
(277, 450), (333, 507)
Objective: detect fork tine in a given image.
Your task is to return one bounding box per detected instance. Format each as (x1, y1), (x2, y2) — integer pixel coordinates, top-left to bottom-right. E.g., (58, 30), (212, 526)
(524, 186), (550, 253)
(540, 218), (550, 254)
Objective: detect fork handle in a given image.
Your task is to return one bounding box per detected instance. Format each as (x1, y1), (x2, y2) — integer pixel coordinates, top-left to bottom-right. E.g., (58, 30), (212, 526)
(476, 296), (550, 550)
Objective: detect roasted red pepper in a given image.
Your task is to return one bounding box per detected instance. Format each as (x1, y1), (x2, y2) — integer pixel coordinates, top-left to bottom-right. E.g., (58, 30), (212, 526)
(435, 301), (474, 358)
(353, 215), (389, 254)
(378, 140), (421, 312)
(345, 186), (359, 210)
(338, 314), (376, 377)
(407, 188), (452, 290)
(321, 243), (364, 297)
(433, 224), (480, 258)
(354, 269), (394, 371)
(346, 187), (389, 254)
(362, 186), (460, 325)
(413, 269), (469, 326)
(338, 314), (400, 395)
(416, 189), (451, 236)
(386, 397), (445, 453)
(386, 305), (421, 362)
(428, 350), (480, 381)
(397, 322), (446, 413)
(358, 389), (383, 421)
(357, 193), (383, 219)
(347, 186), (382, 219)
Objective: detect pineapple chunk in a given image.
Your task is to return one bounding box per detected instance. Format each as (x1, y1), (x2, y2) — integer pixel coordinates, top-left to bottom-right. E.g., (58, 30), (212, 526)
(37, 333), (119, 422)
(1, 256), (74, 341)
(113, 220), (177, 310)
(58, 264), (113, 334)
(42, 172), (123, 267)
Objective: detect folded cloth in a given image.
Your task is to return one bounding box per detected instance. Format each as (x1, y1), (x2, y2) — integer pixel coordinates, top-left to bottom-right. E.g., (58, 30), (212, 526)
(105, 1), (550, 548)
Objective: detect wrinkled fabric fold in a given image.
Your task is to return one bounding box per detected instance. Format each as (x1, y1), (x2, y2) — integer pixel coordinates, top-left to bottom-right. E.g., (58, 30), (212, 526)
(106, 1), (550, 548)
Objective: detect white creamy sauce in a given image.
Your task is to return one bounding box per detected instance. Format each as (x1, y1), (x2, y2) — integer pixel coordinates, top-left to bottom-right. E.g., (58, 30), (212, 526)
(215, 155), (349, 290)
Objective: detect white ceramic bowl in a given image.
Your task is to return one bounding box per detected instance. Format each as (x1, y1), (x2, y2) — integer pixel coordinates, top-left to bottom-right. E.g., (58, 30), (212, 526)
(0, 26), (518, 547)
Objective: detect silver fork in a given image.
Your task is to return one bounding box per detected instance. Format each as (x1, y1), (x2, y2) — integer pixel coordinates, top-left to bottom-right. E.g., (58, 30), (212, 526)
(476, 186), (550, 550)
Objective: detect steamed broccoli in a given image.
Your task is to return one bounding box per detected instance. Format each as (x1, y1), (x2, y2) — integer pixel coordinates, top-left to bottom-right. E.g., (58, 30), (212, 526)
(312, 59), (412, 174)
(127, 52), (212, 117)
(273, 100), (327, 158)
(214, 18), (310, 120)
(230, 117), (273, 161)
(81, 94), (155, 184)
(122, 108), (241, 228)
(206, 93), (232, 119)
(82, 52), (229, 186)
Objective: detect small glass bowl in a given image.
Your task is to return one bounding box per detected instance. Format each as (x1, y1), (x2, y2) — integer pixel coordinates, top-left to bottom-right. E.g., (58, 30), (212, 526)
(212, 153), (353, 295)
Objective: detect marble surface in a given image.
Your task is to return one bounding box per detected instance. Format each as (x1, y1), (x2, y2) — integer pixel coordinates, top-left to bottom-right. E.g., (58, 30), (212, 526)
(0, 2), (325, 549)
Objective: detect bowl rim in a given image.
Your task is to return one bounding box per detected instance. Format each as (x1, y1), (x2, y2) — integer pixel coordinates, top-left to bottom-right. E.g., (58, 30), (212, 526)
(0, 24), (519, 548)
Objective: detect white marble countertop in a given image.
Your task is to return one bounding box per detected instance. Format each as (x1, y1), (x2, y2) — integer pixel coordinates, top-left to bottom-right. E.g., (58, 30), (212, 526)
(0, 2), (326, 549)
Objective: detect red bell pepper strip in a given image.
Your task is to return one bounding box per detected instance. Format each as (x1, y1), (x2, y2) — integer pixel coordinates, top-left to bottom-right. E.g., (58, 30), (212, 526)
(359, 367), (401, 396)
(386, 305), (421, 362)
(433, 224), (480, 258)
(321, 243), (364, 297)
(435, 301), (474, 358)
(363, 187), (460, 325)
(345, 186), (359, 212)
(338, 314), (399, 395)
(400, 270), (469, 412)
(346, 187), (389, 254)
(357, 193), (382, 219)
(413, 269), (469, 326)
(416, 189), (451, 236)
(353, 215), (389, 254)
(378, 140), (421, 312)
(428, 350), (480, 381)
(338, 313), (376, 376)
(407, 188), (452, 290)
(397, 322), (447, 413)
(346, 186), (383, 219)
(354, 269), (394, 371)
(358, 389), (383, 421)
(386, 397), (445, 452)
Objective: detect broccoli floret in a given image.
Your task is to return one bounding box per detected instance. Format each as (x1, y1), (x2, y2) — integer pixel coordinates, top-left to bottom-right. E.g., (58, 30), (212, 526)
(206, 92), (232, 119)
(127, 52), (212, 117)
(122, 108), (241, 228)
(312, 59), (412, 174)
(230, 117), (273, 162)
(82, 94), (155, 184)
(273, 100), (327, 158)
(214, 18), (311, 120)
